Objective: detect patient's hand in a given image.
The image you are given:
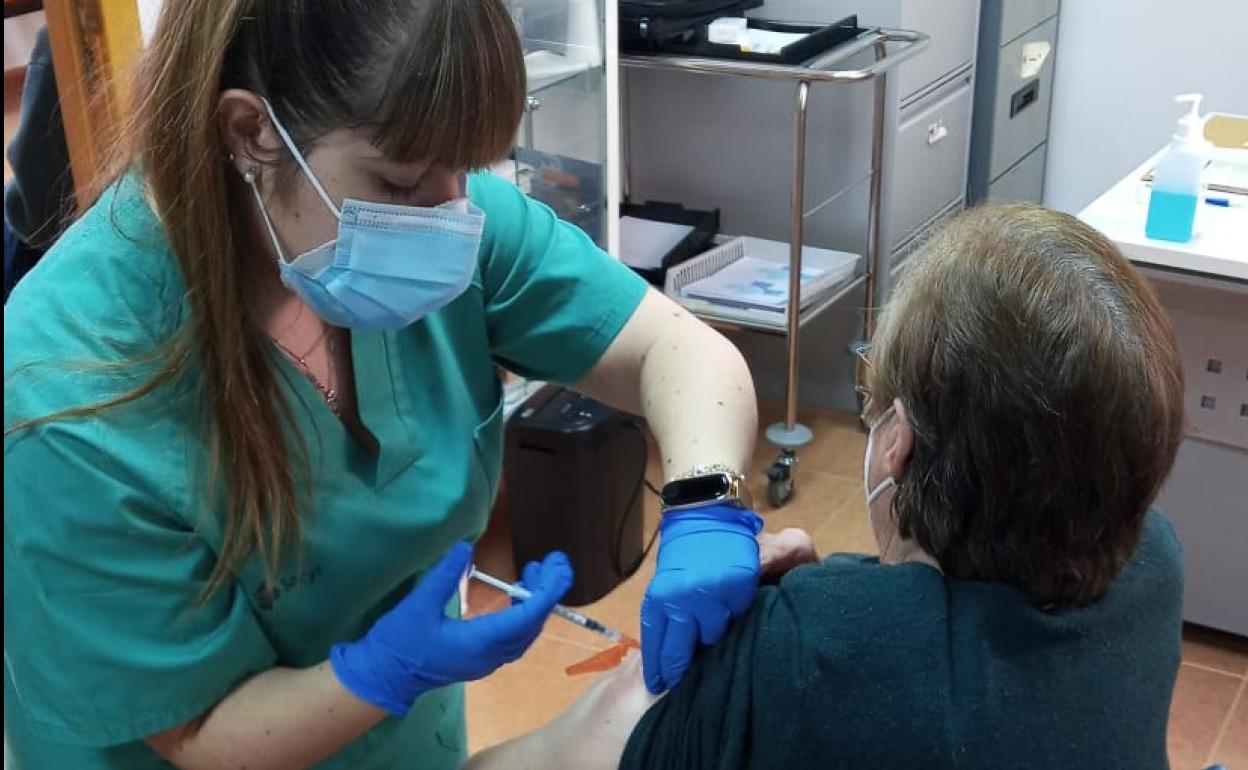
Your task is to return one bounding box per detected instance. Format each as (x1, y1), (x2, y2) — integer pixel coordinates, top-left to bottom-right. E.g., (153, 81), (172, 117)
(464, 651), (658, 770)
(759, 528), (819, 584)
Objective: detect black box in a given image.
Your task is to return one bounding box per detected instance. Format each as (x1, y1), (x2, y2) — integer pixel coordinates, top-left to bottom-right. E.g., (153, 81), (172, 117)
(505, 386), (648, 607)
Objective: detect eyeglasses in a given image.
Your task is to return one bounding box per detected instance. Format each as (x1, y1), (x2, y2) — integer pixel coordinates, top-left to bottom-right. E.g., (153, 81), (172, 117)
(852, 341), (873, 414)
(852, 341), (873, 369)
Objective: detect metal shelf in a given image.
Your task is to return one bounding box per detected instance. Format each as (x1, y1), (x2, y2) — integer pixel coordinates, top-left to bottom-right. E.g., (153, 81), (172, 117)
(620, 27), (927, 84)
(619, 27), (928, 503)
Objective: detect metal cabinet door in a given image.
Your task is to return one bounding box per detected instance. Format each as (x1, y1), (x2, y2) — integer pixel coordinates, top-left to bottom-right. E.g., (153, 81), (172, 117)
(988, 15), (1058, 181)
(890, 75), (974, 247)
(897, 0), (981, 103)
(987, 0), (1060, 46)
(987, 142), (1047, 203)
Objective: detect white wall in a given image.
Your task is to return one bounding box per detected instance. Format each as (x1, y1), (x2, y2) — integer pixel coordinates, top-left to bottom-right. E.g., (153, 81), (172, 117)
(1044, 0), (1248, 213)
(138, 0), (164, 44)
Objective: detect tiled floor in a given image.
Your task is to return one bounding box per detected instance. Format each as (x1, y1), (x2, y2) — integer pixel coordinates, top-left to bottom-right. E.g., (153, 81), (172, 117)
(465, 402), (1248, 769)
(1174, 625), (1248, 769)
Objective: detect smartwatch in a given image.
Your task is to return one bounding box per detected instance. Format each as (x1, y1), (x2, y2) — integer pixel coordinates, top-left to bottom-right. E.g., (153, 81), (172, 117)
(660, 465), (751, 512)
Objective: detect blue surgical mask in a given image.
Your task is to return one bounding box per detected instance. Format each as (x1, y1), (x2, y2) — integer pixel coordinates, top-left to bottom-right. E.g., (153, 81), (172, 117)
(246, 98), (485, 331)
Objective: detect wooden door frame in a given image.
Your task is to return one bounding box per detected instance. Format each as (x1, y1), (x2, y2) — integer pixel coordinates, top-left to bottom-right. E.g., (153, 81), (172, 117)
(42, 0), (141, 206)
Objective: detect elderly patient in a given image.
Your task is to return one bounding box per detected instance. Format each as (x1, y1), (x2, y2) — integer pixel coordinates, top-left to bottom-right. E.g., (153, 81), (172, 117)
(468, 204), (1186, 770)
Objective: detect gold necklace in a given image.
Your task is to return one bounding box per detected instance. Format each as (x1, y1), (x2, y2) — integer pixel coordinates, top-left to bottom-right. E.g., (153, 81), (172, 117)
(272, 329), (341, 415)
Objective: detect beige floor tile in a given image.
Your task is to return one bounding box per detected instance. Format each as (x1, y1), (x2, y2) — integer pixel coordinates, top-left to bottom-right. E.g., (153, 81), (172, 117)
(1167, 663), (1242, 770)
(1208, 678), (1248, 769)
(1182, 624), (1248, 678)
(808, 473), (879, 556)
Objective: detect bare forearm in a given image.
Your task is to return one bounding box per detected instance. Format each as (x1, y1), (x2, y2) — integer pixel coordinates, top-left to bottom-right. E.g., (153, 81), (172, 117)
(464, 730), (562, 770)
(640, 305), (756, 479)
(147, 662), (386, 770)
(574, 290), (757, 479)
(466, 653), (657, 770)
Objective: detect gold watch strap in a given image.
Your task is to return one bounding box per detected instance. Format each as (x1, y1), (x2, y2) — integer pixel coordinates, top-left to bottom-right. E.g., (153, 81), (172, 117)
(670, 462), (746, 483)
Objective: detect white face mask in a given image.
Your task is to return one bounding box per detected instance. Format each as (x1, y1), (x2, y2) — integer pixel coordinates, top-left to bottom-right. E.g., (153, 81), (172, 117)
(863, 406), (897, 507)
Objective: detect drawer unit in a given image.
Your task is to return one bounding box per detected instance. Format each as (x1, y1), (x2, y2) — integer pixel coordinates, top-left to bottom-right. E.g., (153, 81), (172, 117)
(988, 142), (1047, 203)
(987, 15), (1058, 180)
(969, 1), (1059, 203)
(896, 0), (981, 104)
(890, 74), (974, 247)
(997, 0), (1060, 45)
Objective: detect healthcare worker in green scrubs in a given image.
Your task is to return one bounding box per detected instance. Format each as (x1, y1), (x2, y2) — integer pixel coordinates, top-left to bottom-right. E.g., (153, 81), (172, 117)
(2, 2), (763, 768)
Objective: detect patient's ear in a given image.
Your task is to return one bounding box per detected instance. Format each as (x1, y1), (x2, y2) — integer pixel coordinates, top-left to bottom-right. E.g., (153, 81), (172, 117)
(886, 398), (915, 480)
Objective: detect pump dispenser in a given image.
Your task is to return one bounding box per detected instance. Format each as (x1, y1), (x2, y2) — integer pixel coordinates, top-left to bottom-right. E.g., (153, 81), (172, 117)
(1145, 94), (1211, 243)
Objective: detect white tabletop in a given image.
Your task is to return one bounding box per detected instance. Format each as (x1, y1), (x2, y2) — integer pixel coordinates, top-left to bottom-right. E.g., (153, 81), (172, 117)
(1079, 148), (1248, 282)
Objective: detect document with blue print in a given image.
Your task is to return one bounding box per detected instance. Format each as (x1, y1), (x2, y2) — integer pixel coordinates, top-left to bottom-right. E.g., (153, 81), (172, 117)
(680, 257), (827, 311)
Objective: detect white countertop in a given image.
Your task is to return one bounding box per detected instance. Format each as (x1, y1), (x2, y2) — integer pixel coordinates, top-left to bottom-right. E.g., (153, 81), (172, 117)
(1079, 148), (1248, 282)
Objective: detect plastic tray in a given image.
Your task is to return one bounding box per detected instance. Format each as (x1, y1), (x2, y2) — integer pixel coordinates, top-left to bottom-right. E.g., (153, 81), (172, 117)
(664, 236), (859, 331)
(644, 15), (863, 66)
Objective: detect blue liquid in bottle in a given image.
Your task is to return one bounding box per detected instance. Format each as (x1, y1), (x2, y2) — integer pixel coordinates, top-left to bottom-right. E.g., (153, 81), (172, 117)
(1145, 189), (1198, 242)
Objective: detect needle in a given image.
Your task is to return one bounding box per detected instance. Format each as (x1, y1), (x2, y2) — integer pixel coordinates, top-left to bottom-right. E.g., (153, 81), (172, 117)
(468, 566), (622, 643)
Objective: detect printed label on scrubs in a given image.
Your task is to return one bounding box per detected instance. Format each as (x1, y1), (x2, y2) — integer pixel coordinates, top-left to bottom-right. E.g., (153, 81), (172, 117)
(253, 565), (324, 610)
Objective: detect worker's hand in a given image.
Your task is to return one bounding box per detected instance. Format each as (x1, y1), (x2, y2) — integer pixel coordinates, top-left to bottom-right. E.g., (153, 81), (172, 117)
(331, 541), (573, 715)
(640, 503), (762, 693)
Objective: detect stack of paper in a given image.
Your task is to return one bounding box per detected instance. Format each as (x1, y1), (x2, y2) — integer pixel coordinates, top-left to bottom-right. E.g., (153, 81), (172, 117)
(680, 257), (826, 312)
(620, 217), (695, 270)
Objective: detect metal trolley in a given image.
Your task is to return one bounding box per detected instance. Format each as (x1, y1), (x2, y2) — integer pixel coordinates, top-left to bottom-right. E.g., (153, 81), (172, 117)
(621, 28), (929, 506)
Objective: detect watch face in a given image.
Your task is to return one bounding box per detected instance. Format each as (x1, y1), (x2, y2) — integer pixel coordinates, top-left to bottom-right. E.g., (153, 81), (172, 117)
(662, 474), (732, 508)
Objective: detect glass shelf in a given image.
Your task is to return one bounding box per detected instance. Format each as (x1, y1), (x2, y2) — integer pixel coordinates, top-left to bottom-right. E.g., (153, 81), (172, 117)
(507, 0), (608, 248)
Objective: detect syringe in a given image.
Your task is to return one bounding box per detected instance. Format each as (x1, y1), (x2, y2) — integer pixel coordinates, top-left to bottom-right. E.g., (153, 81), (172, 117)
(468, 566), (622, 643)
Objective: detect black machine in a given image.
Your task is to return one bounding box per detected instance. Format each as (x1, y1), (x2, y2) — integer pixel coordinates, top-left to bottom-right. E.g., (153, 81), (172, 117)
(504, 385), (648, 607)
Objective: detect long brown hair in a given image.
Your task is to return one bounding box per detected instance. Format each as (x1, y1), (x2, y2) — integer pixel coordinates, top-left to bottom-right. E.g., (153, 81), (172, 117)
(8, 0), (525, 600)
(864, 204), (1184, 606)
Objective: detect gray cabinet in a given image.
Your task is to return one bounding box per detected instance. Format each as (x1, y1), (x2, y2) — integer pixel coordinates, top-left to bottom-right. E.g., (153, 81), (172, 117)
(969, 0), (1061, 203)
(891, 72), (974, 250)
(750, 0), (980, 309)
(895, 0), (980, 105)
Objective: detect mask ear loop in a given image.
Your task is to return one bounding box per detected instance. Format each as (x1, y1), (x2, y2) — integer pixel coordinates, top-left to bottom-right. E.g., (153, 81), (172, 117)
(259, 97), (342, 219)
(864, 405), (899, 504)
(866, 475), (896, 505)
(244, 167), (290, 265)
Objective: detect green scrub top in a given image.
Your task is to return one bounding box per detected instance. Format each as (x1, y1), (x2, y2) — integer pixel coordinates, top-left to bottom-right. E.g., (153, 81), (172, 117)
(3, 171), (647, 769)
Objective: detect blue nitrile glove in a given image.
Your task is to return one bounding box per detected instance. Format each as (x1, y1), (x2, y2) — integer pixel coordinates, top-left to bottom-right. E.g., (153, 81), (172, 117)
(641, 503), (763, 693)
(330, 541), (573, 715)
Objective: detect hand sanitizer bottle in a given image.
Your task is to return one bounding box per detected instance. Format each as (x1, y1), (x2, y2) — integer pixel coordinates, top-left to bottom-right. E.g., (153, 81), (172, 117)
(1145, 94), (1211, 243)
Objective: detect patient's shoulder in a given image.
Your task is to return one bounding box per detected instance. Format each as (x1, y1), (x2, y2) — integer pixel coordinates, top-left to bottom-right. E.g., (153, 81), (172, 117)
(753, 554), (950, 672)
(779, 552), (947, 614)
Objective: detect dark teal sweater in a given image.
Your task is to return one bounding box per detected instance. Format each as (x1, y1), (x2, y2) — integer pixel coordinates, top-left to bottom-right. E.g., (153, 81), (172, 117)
(621, 510), (1183, 770)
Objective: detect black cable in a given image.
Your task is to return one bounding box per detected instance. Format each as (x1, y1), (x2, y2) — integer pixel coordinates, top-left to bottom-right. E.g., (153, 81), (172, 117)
(632, 510), (661, 574)
(613, 419), (662, 579)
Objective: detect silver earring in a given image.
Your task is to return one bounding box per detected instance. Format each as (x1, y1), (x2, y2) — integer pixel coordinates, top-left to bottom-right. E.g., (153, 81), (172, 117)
(242, 166), (256, 184)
